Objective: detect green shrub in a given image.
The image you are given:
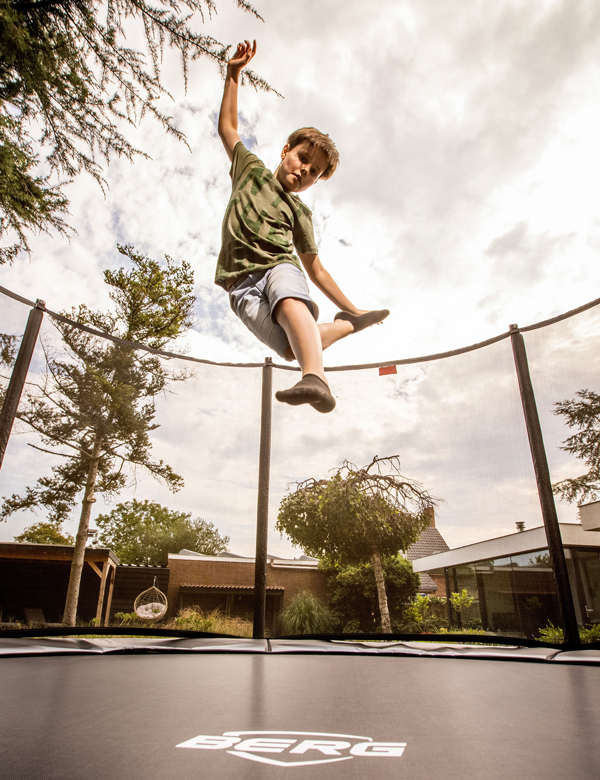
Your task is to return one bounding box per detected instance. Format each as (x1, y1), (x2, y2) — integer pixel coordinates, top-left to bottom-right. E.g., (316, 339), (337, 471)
(538, 621), (600, 644)
(399, 594), (449, 633)
(538, 621), (564, 642)
(113, 611), (140, 627)
(581, 623), (600, 643)
(277, 592), (335, 636)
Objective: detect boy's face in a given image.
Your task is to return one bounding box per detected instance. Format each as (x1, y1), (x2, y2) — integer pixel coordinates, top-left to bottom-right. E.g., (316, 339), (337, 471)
(275, 142), (328, 193)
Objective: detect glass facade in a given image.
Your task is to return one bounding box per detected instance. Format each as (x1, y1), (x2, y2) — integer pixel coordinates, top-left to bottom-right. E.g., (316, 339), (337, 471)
(434, 547), (600, 638)
(567, 549), (600, 626)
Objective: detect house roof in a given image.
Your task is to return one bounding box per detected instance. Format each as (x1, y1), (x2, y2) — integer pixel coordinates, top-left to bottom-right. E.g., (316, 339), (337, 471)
(0, 541), (120, 565)
(412, 523), (600, 573)
(174, 550), (319, 567)
(417, 573), (439, 593)
(180, 583), (284, 592)
(405, 528), (450, 561)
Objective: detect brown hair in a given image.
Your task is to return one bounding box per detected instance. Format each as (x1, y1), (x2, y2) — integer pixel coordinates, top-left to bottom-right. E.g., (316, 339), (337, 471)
(286, 127), (340, 180)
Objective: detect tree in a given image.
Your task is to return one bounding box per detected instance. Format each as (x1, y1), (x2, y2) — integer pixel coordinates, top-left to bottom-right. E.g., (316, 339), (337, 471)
(95, 499), (229, 566)
(449, 589), (474, 621)
(0, 245), (195, 624)
(322, 555), (419, 633)
(276, 456), (438, 633)
(552, 389), (600, 503)
(0, 0), (271, 263)
(14, 520), (74, 545)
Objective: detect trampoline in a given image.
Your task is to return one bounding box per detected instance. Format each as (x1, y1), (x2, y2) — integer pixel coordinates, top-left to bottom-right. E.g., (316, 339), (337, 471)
(1, 285), (600, 778)
(0, 634), (599, 778)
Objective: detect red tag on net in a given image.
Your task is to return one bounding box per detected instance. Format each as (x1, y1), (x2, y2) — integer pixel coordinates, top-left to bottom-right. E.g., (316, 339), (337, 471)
(379, 365), (397, 376)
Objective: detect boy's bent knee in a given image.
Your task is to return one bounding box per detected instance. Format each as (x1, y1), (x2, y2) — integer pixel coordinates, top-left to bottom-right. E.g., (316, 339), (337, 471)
(274, 296), (318, 326)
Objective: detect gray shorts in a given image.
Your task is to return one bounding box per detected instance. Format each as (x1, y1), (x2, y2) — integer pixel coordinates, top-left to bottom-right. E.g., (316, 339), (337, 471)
(228, 263), (318, 359)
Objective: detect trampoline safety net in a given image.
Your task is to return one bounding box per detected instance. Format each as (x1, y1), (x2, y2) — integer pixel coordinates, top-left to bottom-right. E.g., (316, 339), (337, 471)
(1, 283), (600, 643)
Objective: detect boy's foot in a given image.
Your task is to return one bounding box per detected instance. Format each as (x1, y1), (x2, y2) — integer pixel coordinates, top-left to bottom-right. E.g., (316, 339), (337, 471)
(275, 374), (336, 413)
(334, 309), (390, 333)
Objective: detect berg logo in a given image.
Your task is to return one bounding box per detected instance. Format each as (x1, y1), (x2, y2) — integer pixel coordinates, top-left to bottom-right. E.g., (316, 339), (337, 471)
(176, 730), (407, 767)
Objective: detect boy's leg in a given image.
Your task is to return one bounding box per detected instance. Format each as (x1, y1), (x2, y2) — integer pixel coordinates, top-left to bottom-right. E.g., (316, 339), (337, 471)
(275, 297), (326, 380)
(283, 312), (389, 358)
(274, 297), (336, 413)
(318, 310), (390, 350)
(318, 320), (354, 351)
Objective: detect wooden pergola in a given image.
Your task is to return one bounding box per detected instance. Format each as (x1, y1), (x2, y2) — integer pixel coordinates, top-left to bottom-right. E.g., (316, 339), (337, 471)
(0, 542), (119, 626)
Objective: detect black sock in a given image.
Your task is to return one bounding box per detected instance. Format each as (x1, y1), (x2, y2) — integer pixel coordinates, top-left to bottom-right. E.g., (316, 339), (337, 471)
(334, 309), (390, 333)
(275, 374), (336, 413)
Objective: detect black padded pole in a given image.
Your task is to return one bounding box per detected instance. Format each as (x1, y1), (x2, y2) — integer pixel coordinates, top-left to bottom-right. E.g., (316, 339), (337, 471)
(509, 324), (580, 646)
(0, 300), (45, 470)
(253, 357), (273, 639)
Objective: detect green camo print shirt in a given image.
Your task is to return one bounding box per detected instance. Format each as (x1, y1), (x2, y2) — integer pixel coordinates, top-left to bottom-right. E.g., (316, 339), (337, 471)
(215, 142), (318, 289)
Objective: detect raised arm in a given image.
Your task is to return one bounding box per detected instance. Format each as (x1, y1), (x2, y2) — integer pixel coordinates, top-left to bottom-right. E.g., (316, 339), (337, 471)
(298, 253), (366, 315)
(218, 40), (257, 161)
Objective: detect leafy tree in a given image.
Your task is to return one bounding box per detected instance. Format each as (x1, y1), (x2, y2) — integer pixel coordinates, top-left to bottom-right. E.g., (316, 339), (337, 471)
(277, 591), (334, 637)
(276, 456), (438, 633)
(0, 245), (195, 624)
(553, 389), (600, 503)
(14, 520), (74, 545)
(322, 555), (419, 633)
(0, 0), (271, 263)
(402, 593), (431, 634)
(95, 499), (229, 566)
(449, 588), (474, 619)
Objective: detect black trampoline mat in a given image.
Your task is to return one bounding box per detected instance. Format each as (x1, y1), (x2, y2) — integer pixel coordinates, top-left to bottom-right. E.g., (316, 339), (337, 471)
(2, 653), (599, 779)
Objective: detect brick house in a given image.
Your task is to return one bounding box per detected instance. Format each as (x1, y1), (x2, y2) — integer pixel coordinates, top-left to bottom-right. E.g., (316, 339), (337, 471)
(166, 550), (328, 630)
(166, 509), (451, 630)
(403, 508), (450, 596)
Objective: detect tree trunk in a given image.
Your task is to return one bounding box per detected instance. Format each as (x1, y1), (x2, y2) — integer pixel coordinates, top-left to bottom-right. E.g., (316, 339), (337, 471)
(63, 439), (102, 626)
(372, 550), (392, 633)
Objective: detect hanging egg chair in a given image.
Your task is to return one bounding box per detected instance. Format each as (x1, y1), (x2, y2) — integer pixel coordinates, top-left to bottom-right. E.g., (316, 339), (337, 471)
(134, 577), (168, 620)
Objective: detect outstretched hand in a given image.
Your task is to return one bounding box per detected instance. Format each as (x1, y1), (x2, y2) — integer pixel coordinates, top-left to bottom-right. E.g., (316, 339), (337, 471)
(227, 40), (257, 76)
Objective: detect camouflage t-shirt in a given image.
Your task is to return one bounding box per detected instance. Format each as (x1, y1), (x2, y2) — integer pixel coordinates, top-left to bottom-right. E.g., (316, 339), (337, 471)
(214, 142), (318, 289)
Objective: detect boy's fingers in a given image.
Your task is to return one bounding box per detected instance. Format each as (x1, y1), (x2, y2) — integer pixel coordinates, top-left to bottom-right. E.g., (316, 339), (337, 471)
(230, 39), (256, 64)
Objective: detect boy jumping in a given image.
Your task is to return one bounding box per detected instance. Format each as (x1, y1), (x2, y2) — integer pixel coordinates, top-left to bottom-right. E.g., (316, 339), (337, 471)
(216, 40), (389, 413)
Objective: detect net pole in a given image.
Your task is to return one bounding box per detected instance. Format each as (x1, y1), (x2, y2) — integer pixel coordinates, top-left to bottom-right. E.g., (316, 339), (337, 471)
(253, 357), (273, 639)
(509, 324), (580, 646)
(0, 299), (45, 470)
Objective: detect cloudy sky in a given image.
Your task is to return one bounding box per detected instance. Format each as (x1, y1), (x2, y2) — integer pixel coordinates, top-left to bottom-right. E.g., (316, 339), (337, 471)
(2, 0), (600, 558)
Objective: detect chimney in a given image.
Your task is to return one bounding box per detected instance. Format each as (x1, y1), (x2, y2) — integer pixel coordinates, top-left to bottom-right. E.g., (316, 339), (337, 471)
(425, 506), (435, 528)
(515, 522), (525, 533)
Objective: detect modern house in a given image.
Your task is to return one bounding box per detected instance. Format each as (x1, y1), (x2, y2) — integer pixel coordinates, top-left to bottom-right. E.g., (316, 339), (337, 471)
(412, 517), (600, 636)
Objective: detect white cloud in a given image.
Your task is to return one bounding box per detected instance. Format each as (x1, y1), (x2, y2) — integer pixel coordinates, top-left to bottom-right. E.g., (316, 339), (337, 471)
(2, 0), (600, 559)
